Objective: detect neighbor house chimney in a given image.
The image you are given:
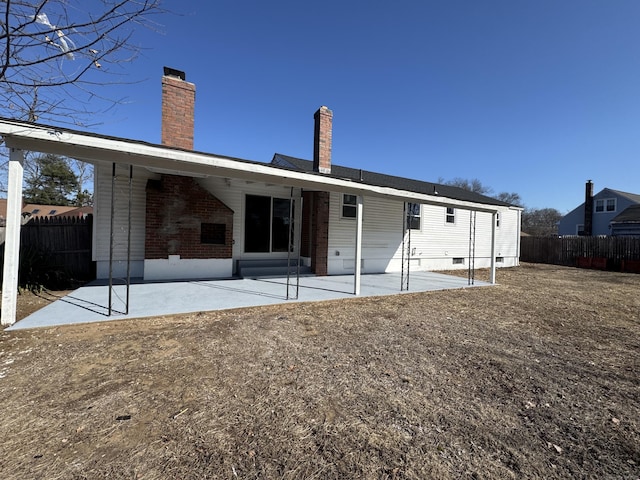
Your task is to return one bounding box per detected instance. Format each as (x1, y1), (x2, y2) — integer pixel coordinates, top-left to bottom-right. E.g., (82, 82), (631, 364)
(161, 67), (195, 150)
(583, 180), (594, 236)
(313, 106), (332, 174)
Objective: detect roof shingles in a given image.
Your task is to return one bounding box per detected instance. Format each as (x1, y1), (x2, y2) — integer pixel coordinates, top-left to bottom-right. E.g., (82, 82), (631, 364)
(272, 153), (513, 208)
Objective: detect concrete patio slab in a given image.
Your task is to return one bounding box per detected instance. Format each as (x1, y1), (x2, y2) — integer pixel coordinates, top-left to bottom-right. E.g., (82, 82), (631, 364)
(7, 272), (492, 330)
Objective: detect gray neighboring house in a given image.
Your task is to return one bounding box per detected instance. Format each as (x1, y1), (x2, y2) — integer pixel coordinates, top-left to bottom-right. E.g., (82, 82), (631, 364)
(558, 181), (640, 236)
(610, 205), (640, 236)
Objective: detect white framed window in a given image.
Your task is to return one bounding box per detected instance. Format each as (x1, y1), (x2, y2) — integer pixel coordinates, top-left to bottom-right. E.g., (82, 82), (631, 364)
(406, 202), (421, 230)
(606, 198), (616, 212)
(496, 212), (501, 228)
(595, 198), (616, 213)
(576, 224), (584, 235)
(595, 199), (604, 212)
(445, 207), (455, 224)
(342, 194), (357, 218)
(452, 257), (465, 265)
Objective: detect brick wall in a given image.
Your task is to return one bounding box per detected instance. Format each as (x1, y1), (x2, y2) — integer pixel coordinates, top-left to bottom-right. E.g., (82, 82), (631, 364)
(145, 175), (234, 259)
(161, 75), (195, 150)
(310, 191), (330, 275)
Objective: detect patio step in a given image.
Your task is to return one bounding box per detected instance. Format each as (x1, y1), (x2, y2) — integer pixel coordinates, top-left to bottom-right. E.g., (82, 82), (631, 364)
(237, 259), (311, 278)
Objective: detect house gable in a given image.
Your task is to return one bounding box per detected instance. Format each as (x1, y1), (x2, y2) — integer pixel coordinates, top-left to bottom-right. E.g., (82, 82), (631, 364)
(559, 185), (640, 236)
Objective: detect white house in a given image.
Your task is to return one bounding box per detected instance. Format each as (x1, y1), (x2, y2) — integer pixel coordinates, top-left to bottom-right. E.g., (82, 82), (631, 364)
(0, 68), (522, 326)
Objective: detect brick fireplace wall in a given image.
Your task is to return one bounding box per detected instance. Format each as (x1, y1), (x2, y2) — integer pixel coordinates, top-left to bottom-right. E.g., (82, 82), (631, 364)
(145, 175), (233, 259)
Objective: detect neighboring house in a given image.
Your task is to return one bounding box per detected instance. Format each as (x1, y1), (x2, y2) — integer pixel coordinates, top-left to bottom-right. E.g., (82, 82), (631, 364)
(0, 199), (92, 226)
(558, 181), (640, 236)
(610, 205), (640, 236)
(0, 67), (523, 325)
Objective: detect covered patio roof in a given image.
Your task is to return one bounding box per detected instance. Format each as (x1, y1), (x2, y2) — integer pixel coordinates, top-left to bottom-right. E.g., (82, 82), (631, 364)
(0, 117), (500, 212)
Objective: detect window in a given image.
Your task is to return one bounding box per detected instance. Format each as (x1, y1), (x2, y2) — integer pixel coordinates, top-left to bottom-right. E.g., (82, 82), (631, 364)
(452, 257), (465, 265)
(342, 194), (357, 218)
(576, 224), (584, 235)
(48, 209), (57, 215)
(406, 202), (421, 230)
(31, 208), (40, 214)
(595, 199), (604, 212)
(606, 198), (616, 212)
(595, 198), (616, 213)
(446, 207), (455, 224)
(201, 223), (226, 245)
(496, 257), (504, 263)
(496, 212), (501, 228)
(245, 195), (293, 253)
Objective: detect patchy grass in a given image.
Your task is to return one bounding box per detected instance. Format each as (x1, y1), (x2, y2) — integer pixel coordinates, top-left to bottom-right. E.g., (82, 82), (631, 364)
(0, 263), (638, 479)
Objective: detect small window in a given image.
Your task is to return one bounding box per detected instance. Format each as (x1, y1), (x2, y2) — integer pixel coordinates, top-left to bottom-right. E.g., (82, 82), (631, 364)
(446, 207), (455, 224)
(576, 224), (584, 235)
(342, 194), (357, 218)
(406, 202), (421, 230)
(496, 212), (501, 228)
(201, 223), (226, 245)
(31, 208), (40, 214)
(606, 198), (616, 212)
(496, 257), (504, 263)
(452, 257), (465, 265)
(594, 199), (603, 212)
(49, 209), (57, 215)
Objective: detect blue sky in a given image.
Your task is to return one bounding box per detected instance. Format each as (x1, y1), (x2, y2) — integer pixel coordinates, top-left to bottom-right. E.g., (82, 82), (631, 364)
(84, 0), (640, 213)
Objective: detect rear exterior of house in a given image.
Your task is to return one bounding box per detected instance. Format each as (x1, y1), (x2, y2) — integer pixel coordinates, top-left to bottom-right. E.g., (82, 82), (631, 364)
(91, 69), (521, 281)
(558, 181), (640, 236)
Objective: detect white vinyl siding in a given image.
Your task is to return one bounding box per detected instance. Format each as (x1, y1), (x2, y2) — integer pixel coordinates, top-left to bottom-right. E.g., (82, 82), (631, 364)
(94, 163), (152, 278)
(328, 196), (520, 274)
(94, 165), (521, 279)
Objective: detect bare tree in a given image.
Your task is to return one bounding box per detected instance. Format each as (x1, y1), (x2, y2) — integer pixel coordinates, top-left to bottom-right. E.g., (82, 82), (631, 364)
(495, 191), (523, 207)
(438, 177), (494, 196)
(0, 0), (164, 193)
(522, 208), (562, 236)
(1, 0), (163, 125)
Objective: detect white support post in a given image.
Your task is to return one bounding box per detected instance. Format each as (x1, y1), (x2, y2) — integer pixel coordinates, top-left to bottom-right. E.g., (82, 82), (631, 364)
(354, 195), (363, 295)
(490, 211), (497, 284)
(1, 148), (25, 327)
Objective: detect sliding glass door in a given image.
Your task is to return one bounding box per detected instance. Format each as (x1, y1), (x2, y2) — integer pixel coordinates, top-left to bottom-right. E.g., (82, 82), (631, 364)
(245, 195), (293, 253)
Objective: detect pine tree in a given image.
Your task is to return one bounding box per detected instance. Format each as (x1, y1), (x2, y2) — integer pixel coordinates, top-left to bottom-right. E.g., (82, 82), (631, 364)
(23, 154), (79, 206)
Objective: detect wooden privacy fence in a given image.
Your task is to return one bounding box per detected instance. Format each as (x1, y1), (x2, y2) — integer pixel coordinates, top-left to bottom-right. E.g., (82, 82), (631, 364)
(1, 215), (95, 282)
(520, 236), (640, 273)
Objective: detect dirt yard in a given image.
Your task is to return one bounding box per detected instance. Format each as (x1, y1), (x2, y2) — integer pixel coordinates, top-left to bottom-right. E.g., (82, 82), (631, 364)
(0, 263), (638, 479)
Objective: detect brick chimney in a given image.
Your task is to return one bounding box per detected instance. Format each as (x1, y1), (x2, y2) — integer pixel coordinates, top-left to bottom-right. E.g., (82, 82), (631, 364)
(161, 67), (195, 150)
(583, 180), (593, 236)
(313, 106), (332, 174)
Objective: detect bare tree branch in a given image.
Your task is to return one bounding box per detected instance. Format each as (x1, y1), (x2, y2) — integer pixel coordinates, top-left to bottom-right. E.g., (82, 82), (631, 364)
(0, 0), (164, 126)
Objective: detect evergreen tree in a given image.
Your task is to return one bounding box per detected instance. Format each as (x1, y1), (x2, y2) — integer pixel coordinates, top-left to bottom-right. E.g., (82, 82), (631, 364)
(23, 154), (79, 206)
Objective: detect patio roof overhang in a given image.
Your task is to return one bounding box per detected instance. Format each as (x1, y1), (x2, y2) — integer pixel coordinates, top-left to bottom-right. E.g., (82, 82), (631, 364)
(0, 117), (499, 214)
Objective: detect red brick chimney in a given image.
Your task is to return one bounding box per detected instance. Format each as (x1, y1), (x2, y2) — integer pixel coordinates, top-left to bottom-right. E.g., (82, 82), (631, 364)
(583, 180), (593, 236)
(161, 67), (195, 150)
(313, 106), (332, 174)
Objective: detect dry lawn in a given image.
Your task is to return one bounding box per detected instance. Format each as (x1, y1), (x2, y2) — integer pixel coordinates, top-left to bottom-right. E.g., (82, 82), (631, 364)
(0, 263), (638, 479)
